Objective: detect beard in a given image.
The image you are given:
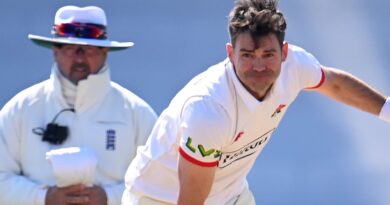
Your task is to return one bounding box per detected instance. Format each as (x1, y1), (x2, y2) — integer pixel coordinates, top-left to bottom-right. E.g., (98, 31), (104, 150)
(71, 63), (90, 73)
(241, 69), (278, 100)
(68, 63), (91, 84)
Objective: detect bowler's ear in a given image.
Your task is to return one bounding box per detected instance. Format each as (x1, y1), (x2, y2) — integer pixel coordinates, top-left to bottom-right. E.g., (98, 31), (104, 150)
(281, 42), (288, 62)
(226, 43), (234, 62)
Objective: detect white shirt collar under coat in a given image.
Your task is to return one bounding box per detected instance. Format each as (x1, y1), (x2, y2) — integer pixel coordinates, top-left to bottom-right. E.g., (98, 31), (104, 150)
(49, 64), (111, 112)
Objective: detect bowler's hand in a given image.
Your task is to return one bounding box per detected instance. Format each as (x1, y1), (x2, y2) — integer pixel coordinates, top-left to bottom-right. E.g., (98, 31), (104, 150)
(45, 184), (107, 205)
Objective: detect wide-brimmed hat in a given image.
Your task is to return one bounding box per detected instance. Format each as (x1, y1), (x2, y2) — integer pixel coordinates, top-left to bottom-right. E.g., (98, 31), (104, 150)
(28, 5), (134, 51)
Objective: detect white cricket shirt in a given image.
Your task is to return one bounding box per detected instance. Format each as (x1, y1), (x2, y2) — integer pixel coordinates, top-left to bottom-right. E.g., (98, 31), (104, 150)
(124, 44), (324, 205)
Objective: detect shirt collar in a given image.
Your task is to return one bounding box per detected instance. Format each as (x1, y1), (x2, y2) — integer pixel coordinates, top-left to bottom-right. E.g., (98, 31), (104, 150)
(225, 59), (261, 113)
(49, 63), (111, 112)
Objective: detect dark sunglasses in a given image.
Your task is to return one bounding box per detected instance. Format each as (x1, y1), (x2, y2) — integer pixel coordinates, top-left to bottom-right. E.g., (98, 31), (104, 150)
(52, 23), (107, 39)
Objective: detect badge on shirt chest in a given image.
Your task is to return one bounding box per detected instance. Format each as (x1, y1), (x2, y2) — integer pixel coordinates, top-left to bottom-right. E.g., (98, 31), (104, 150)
(271, 104), (286, 118)
(106, 129), (116, 150)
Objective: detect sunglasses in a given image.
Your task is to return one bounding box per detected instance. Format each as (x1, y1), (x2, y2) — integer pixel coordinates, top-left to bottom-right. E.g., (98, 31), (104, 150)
(52, 23), (107, 39)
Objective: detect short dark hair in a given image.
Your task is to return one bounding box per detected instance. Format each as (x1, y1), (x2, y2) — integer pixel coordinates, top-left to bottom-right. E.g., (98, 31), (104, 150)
(228, 0), (287, 48)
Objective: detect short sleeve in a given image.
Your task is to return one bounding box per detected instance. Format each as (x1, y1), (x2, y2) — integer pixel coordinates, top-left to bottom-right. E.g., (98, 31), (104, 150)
(285, 45), (325, 90)
(178, 97), (230, 167)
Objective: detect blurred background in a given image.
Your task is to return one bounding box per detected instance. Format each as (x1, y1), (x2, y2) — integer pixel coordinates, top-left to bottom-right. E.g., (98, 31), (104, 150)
(0, 0), (389, 204)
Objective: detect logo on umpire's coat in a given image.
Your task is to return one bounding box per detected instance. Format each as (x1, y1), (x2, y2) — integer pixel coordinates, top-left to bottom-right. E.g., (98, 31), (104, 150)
(106, 129), (116, 150)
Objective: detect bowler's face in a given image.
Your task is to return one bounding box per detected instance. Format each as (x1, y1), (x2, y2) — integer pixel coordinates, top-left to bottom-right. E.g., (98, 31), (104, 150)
(227, 32), (288, 100)
(53, 44), (109, 84)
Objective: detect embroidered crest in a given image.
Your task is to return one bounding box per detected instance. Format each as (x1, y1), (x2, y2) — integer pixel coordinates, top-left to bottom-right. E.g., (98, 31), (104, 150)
(106, 129), (116, 150)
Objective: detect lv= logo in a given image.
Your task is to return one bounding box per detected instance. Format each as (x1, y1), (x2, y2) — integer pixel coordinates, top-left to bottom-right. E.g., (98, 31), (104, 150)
(185, 137), (221, 159)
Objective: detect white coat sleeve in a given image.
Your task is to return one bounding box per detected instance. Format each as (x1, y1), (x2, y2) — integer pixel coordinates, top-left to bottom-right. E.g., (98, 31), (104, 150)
(0, 101), (48, 205)
(103, 102), (157, 205)
(134, 103), (157, 146)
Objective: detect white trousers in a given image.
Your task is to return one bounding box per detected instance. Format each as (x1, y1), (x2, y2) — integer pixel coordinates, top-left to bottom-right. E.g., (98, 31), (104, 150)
(122, 188), (256, 205)
(225, 188), (256, 205)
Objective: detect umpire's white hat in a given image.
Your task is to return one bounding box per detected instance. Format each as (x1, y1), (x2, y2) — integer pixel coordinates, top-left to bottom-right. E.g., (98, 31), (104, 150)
(28, 5), (134, 51)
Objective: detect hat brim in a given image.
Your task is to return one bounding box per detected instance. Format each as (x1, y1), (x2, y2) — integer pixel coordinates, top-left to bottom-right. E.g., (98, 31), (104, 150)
(28, 34), (134, 51)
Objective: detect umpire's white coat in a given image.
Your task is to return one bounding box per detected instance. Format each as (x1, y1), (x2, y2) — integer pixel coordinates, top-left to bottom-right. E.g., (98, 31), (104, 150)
(0, 66), (157, 205)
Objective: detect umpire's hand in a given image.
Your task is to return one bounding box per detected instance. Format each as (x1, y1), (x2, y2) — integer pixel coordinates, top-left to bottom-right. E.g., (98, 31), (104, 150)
(45, 184), (107, 205)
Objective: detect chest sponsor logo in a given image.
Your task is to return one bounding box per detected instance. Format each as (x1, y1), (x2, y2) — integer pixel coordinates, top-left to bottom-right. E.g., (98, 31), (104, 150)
(218, 128), (275, 168)
(106, 129), (116, 150)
